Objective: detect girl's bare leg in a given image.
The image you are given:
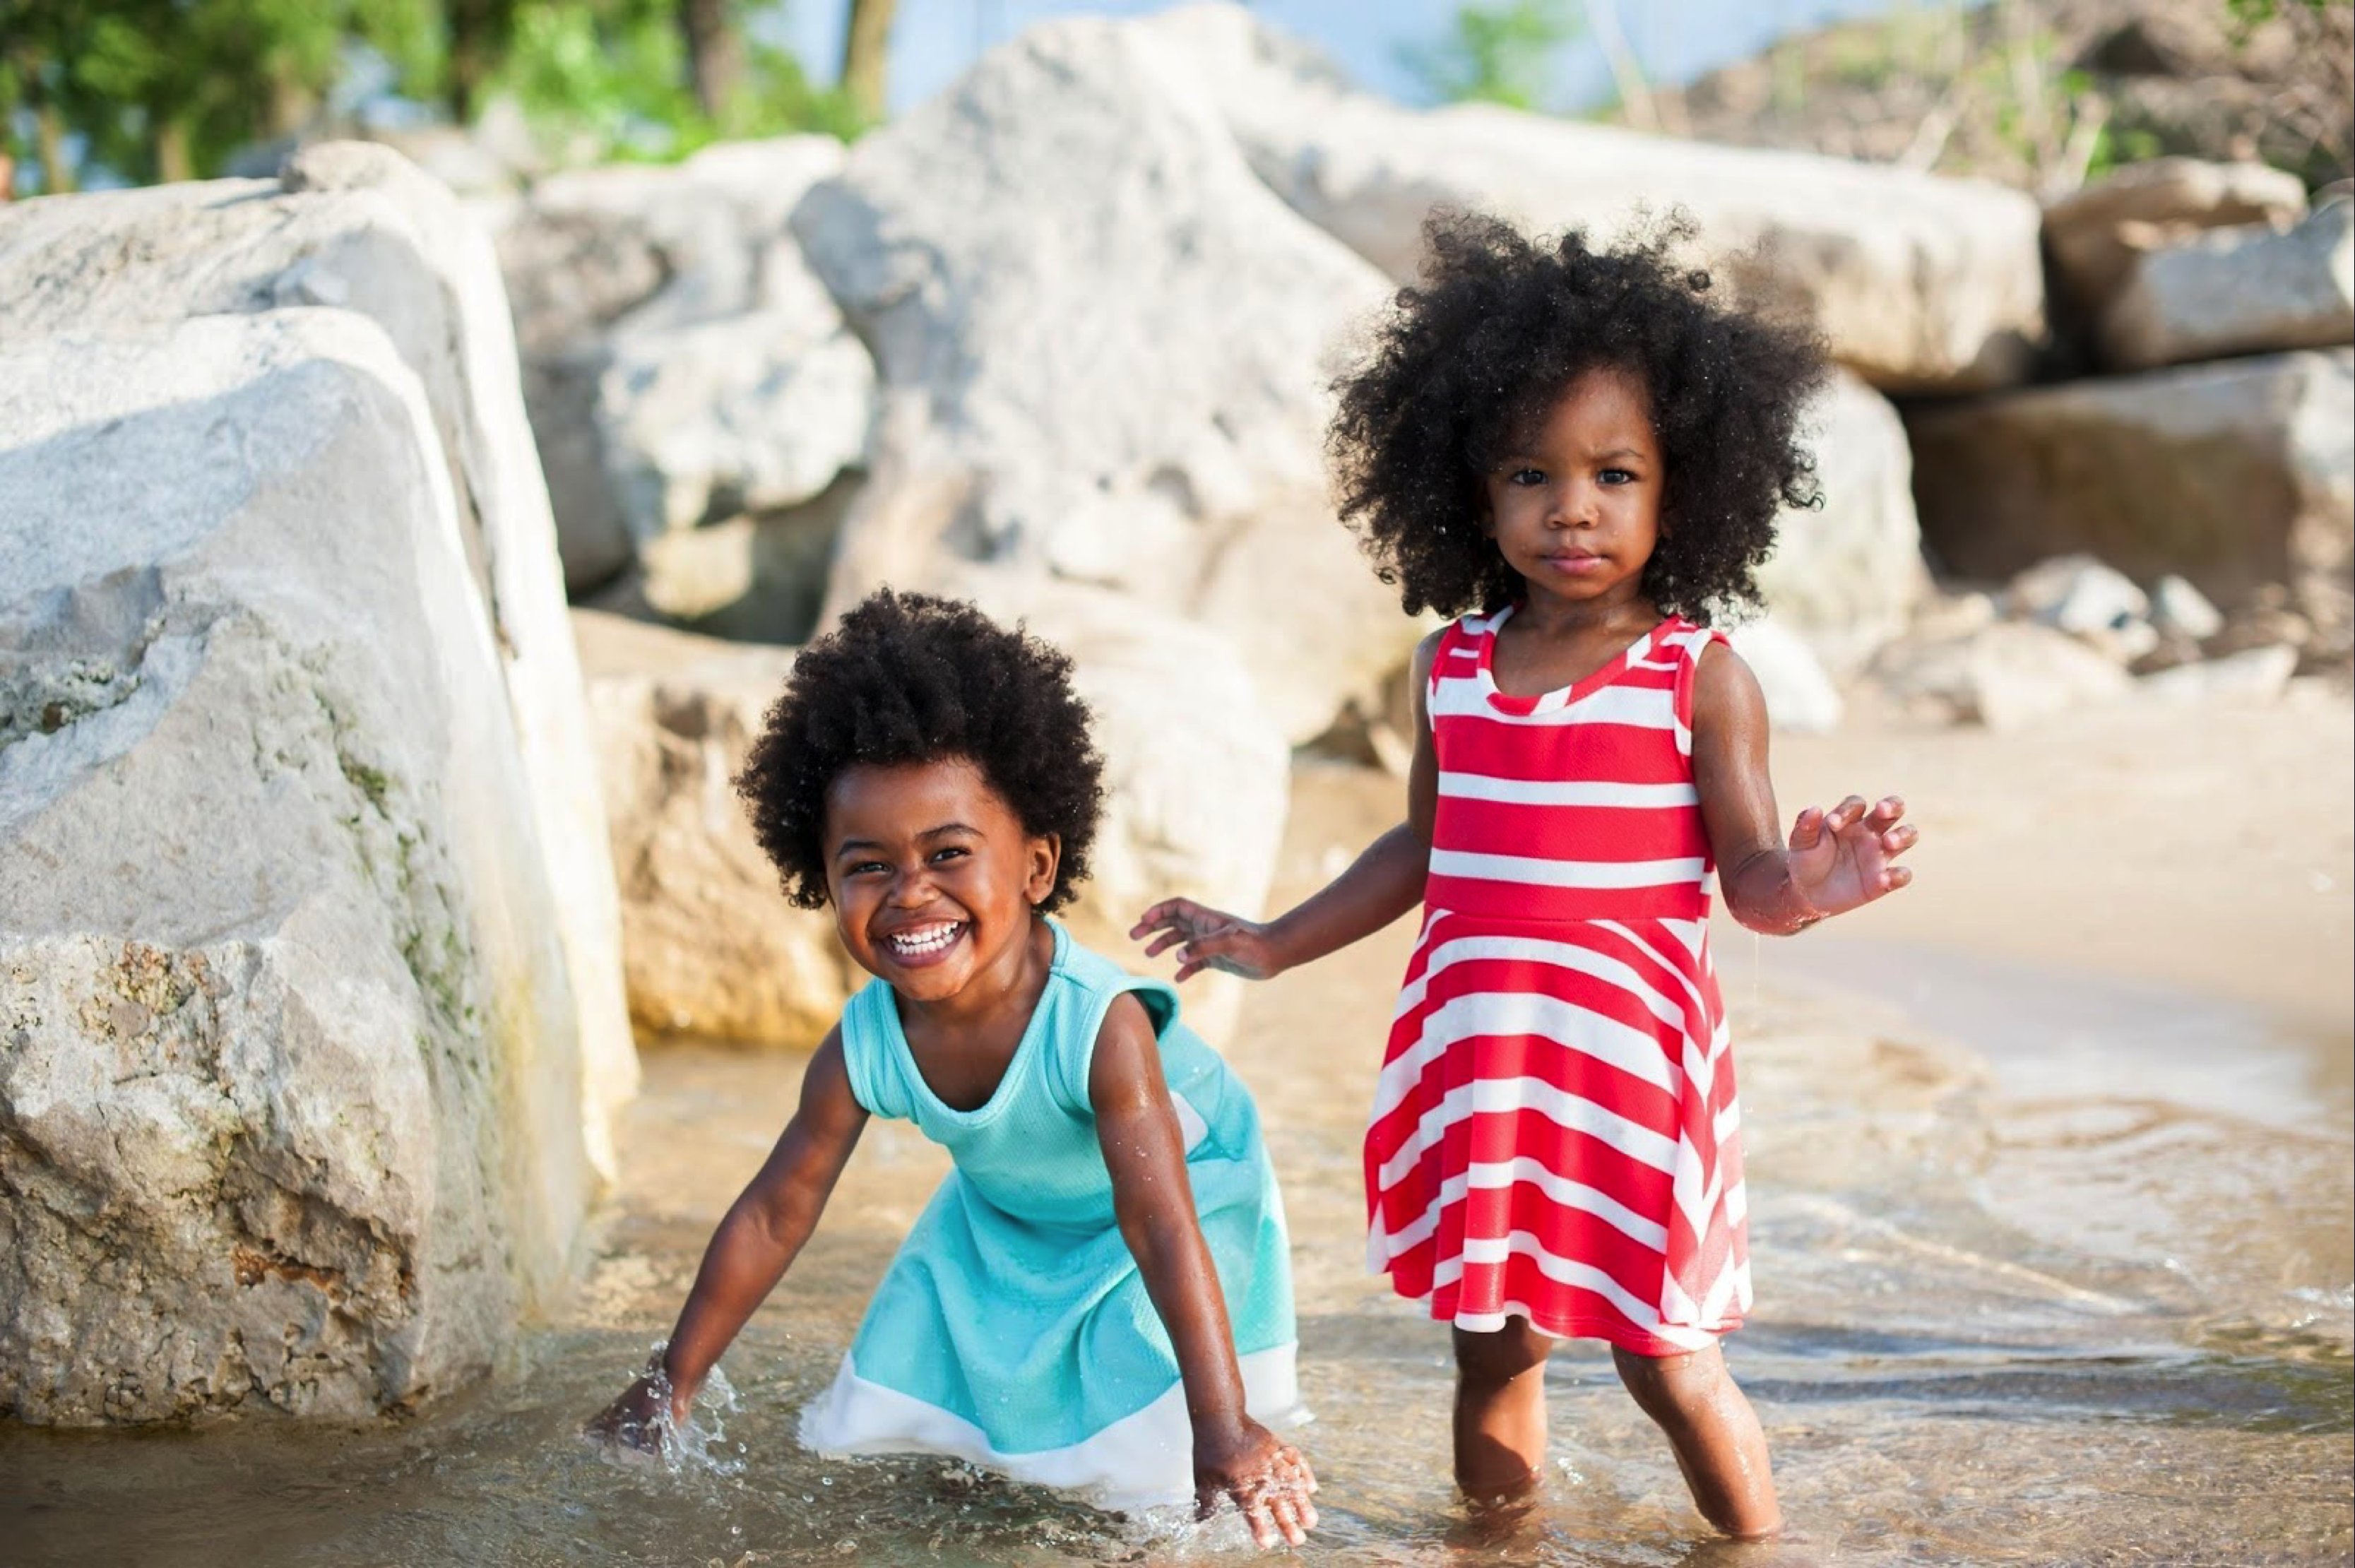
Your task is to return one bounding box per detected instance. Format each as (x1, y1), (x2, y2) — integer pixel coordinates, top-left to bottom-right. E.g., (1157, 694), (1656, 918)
(1451, 1319), (1555, 1502)
(1612, 1343), (1782, 1539)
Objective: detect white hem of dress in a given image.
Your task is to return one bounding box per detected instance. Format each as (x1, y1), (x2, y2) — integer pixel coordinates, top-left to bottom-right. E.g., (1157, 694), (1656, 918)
(797, 1343), (1305, 1511)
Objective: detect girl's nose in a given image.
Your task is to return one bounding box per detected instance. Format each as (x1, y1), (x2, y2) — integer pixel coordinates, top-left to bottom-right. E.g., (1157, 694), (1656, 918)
(885, 867), (933, 906)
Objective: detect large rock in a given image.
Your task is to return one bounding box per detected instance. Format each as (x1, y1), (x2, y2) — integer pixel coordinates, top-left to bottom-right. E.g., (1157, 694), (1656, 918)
(574, 611), (858, 1050)
(2101, 198), (2355, 371)
(2041, 156), (2310, 314)
(1909, 349), (2355, 619)
(0, 144), (638, 1181)
(0, 311), (591, 1424)
(485, 137), (872, 611)
(1755, 369), (1928, 677)
(792, 16), (1416, 745)
(1144, 4), (2047, 394)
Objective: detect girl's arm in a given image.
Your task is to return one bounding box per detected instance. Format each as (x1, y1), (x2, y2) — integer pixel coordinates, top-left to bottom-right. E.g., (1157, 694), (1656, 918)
(1691, 643), (1917, 934)
(588, 1028), (870, 1445)
(1090, 995), (1318, 1548)
(1131, 630), (1444, 982)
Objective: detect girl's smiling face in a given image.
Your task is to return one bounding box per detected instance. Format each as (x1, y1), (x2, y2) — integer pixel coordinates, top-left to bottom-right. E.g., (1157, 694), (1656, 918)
(1481, 364), (1664, 610)
(824, 757), (1059, 1004)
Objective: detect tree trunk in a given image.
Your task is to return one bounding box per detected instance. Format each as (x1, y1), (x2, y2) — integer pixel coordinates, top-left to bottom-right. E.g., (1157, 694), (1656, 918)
(445, 0), (516, 123)
(155, 118), (191, 184)
(35, 100), (73, 194)
(678, 0), (744, 123)
(841, 0), (898, 124)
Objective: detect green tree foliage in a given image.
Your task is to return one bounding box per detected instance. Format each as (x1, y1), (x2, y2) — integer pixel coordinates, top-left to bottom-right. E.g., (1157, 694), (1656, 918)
(1, 0), (860, 194)
(1398, 0), (1581, 112)
(482, 0), (863, 165)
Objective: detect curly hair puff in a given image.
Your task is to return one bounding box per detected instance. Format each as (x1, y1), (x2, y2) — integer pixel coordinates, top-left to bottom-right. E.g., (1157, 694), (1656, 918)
(1328, 209), (1830, 623)
(734, 590), (1105, 913)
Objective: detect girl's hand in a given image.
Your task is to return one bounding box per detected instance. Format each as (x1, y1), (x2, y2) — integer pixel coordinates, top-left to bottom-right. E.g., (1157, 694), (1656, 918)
(1194, 1416), (1320, 1549)
(1786, 794), (1916, 921)
(1130, 899), (1283, 982)
(585, 1371), (680, 1454)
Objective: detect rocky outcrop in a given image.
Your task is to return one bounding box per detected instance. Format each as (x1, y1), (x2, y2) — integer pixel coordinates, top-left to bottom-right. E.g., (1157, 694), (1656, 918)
(1755, 369), (1929, 678)
(1909, 349), (2354, 633)
(485, 136), (872, 610)
(0, 143), (637, 1180)
(2041, 156), (2310, 314)
(574, 612), (858, 1050)
(791, 16), (1418, 746)
(0, 311), (592, 1424)
(1145, 3), (2048, 394)
(2101, 198), (2354, 370)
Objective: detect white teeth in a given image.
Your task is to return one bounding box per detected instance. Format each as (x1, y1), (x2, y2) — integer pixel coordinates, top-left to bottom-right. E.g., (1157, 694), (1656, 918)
(884, 922), (962, 956)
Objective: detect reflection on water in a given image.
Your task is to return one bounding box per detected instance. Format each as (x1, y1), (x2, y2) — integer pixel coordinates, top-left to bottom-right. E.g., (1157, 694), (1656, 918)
(4, 935), (2349, 1567)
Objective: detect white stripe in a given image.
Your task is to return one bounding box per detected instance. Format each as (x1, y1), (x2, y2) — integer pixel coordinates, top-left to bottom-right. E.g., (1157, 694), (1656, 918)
(1425, 1295), (1718, 1350)
(1375, 1075), (1679, 1192)
(1723, 1180), (1748, 1228)
(1592, 919), (1710, 1019)
(1429, 848), (1709, 891)
(1437, 1231), (1682, 1334)
(1430, 677), (1679, 730)
(1392, 929), (1696, 1028)
(1389, 930), (1695, 1035)
(1437, 771), (1699, 809)
(1372, 1160), (1671, 1260)
(1377, 975), (1686, 1122)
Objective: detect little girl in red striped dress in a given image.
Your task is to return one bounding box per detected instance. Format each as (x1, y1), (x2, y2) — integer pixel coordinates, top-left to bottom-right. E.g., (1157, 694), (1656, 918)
(1134, 212), (1917, 1540)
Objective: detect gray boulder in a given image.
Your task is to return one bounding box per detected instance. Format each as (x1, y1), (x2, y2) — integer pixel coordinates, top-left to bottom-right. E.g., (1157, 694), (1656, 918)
(1145, 3), (2047, 393)
(2101, 198), (2354, 371)
(2041, 156), (2310, 314)
(574, 612), (858, 1050)
(1, 311), (592, 1424)
(792, 16), (1417, 745)
(0, 144), (637, 1180)
(485, 137), (872, 606)
(1910, 349), (2354, 625)
(1755, 369), (1929, 677)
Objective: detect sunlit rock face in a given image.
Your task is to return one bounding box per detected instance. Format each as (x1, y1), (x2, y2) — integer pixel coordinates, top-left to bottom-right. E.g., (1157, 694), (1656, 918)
(0, 312), (595, 1423)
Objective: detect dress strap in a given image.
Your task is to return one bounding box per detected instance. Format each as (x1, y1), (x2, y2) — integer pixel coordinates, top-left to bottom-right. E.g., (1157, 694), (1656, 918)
(1669, 620), (1732, 757)
(837, 979), (915, 1121)
(1040, 932), (1182, 1117)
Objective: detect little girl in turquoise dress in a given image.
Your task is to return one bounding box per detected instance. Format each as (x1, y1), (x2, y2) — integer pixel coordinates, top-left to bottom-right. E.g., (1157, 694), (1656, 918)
(588, 590), (1317, 1549)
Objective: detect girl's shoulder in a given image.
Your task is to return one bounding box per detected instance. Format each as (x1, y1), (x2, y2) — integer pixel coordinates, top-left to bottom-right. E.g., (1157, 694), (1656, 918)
(1036, 927), (1187, 1115)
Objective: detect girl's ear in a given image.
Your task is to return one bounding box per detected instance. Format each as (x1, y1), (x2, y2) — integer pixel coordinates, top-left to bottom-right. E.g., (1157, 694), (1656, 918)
(1027, 833), (1061, 906)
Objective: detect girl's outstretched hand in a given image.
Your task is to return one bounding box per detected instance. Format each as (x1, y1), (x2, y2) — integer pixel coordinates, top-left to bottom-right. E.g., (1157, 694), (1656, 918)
(1786, 794), (1916, 920)
(1130, 899), (1282, 982)
(1194, 1416), (1319, 1549)
(585, 1371), (680, 1454)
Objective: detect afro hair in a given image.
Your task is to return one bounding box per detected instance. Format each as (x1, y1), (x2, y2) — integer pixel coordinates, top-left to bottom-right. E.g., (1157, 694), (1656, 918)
(735, 590), (1105, 913)
(1327, 209), (1831, 624)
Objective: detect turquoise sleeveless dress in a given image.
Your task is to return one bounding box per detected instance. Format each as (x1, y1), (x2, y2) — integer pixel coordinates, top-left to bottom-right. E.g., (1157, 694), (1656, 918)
(796, 921), (1300, 1507)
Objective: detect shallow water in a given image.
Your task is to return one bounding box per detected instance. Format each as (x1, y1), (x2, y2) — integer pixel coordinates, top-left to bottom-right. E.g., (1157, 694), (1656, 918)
(4, 930), (2349, 1567)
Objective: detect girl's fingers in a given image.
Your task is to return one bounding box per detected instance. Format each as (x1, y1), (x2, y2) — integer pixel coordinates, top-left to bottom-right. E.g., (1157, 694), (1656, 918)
(1881, 824), (1919, 857)
(1789, 805), (1825, 848)
(1270, 1492), (1305, 1546)
(1827, 794), (1869, 830)
(1885, 865), (1914, 891)
(1141, 931), (1185, 958)
(1240, 1490), (1279, 1549)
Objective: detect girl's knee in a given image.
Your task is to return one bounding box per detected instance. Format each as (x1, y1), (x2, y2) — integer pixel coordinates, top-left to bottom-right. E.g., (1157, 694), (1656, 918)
(1611, 1343), (1724, 1420)
(1454, 1319), (1553, 1390)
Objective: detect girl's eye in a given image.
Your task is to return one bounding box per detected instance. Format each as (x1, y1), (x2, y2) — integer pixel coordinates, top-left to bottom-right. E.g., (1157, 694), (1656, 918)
(927, 846), (968, 865)
(1508, 468), (1545, 487)
(849, 860), (889, 877)
(1599, 468), (1635, 485)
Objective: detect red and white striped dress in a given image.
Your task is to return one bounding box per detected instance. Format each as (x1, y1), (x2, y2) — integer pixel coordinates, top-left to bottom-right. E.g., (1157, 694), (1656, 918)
(1365, 607), (1750, 1355)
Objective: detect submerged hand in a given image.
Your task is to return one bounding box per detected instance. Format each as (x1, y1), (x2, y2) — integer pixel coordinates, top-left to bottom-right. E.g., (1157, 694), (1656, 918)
(585, 1372), (680, 1454)
(1131, 899), (1282, 982)
(1786, 793), (1917, 922)
(1194, 1418), (1319, 1549)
